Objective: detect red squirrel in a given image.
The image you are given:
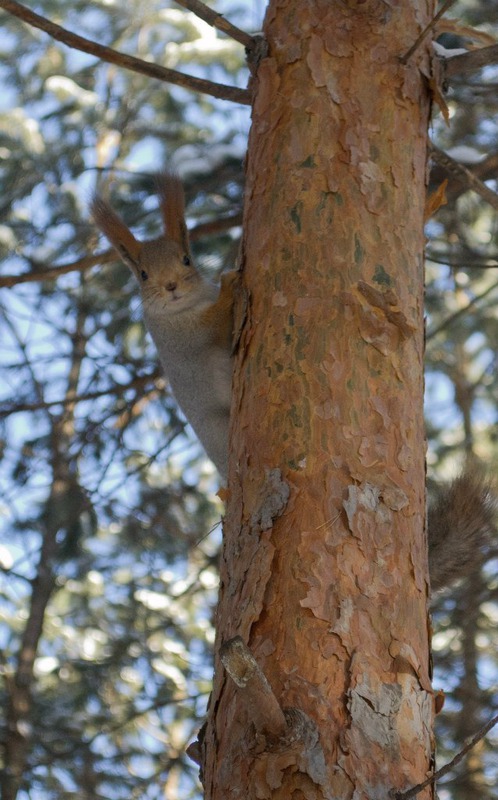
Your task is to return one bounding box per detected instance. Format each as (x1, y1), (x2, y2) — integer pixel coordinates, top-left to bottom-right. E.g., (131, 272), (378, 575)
(91, 174), (236, 480)
(91, 173), (496, 591)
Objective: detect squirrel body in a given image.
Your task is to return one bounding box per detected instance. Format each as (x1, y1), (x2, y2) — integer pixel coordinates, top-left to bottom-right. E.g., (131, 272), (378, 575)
(144, 275), (233, 478)
(91, 174), (495, 591)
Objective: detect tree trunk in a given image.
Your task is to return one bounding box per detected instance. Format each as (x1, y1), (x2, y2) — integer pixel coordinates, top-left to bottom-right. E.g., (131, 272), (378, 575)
(203, 1), (434, 797)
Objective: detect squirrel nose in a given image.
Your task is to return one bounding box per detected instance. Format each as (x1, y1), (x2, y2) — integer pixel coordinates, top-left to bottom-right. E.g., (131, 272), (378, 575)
(166, 281), (177, 292)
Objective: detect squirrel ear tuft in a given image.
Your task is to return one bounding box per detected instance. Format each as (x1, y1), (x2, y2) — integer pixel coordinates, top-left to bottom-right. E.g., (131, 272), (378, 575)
(156, 172), (191, 258)
(91, 195), (141, 270)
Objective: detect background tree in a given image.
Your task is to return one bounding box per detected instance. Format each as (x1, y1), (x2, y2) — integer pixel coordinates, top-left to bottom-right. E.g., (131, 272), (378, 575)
(0, 1), (497, 798)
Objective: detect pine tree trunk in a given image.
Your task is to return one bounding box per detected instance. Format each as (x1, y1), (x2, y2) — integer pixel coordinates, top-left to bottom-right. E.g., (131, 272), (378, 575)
(203, 1), (434, 796)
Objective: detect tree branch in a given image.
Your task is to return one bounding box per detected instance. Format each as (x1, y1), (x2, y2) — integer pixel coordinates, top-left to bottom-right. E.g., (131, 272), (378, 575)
(429, 143), (498, 213)
(430, 151), (498, 205)
(0, 252), (108, 287)
(0, 369), (161, 419)
(392, 712), (498, 799)
(0, 212), (243, 287)
(426, 279), (498, 341)
(444, 43), (498, 77)
(173, 0), (254, 49)
(426, 251), (498, 269)
(0, 0), (251, 105)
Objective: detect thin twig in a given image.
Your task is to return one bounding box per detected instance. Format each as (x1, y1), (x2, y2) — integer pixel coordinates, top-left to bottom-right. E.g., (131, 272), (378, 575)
(427, 279), (498, 340)
(0, 0), (250, 105)
(400, 0), (457, 64)
(174, 0), (254, 49)
(430, 143), (498, 213)
(393, 712), (498, 799)
(426, 252), (498, 269)
(0, 369), (161, 418)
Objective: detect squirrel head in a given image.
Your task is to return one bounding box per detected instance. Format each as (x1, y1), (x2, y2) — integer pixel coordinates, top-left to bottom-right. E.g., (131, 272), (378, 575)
(91, 173), (203, 314)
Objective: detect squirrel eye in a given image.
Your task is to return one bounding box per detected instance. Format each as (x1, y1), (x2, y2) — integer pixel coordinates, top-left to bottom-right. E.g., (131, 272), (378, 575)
(140, 269), (148, 281)
(183, 255), (191, 266)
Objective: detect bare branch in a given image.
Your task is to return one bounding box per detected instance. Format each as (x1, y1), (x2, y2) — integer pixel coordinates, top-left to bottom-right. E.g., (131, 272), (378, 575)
(0, 369), (161, 419)
(0, 0), (251, 105)
(392, 712), (498, 799)
(427, 279), (498, 341)
(193, 210), (243, 237)
(426, 252), (498, 270)
(173, 0), (254, 49)
(430, 143), (498, 213)
(430, 151), (498, 205)
(445, 43), (498, 77)
(0, 252), (109, 287)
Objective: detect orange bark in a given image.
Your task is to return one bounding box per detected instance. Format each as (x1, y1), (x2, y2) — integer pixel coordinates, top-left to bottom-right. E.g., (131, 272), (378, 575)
(203, 1), (434, 797)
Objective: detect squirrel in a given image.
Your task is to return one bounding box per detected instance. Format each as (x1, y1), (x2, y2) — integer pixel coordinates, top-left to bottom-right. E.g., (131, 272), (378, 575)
(91, 173), (496, 592)
(91, 173), (236, 480)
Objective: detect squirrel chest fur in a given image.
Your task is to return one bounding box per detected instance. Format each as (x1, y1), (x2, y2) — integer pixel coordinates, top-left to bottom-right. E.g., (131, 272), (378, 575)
(143, 278), (232, 478)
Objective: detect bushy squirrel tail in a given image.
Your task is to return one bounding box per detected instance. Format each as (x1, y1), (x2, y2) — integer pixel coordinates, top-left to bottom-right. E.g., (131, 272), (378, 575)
(428, 471), (497, 592)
